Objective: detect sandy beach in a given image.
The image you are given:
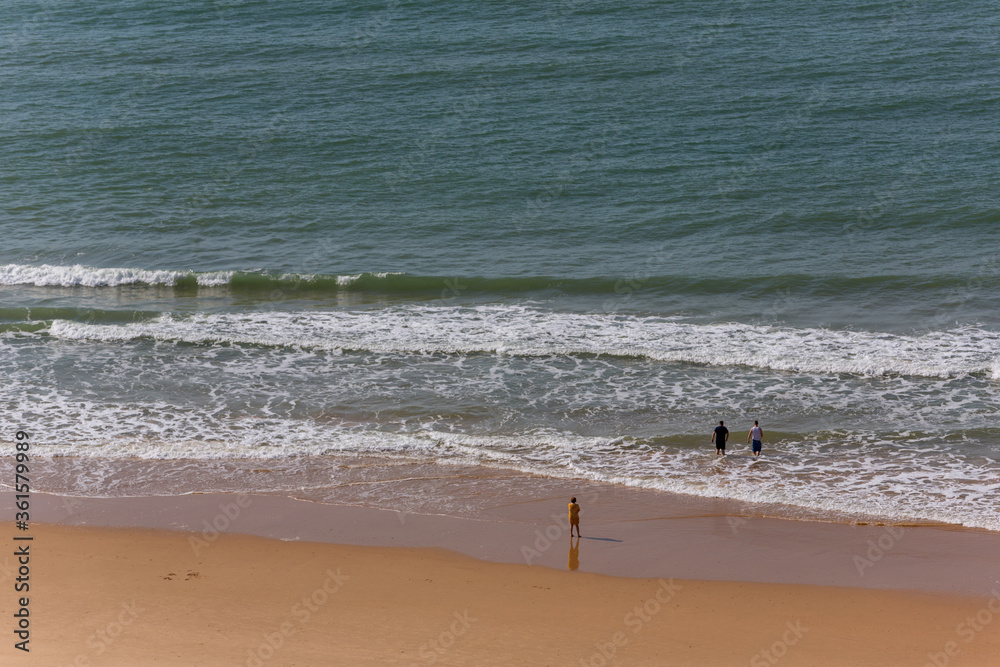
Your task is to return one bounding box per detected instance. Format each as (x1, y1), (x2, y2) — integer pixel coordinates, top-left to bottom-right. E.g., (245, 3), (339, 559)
(2, 487), (1000, 666)
(7, 1), (1000, 665)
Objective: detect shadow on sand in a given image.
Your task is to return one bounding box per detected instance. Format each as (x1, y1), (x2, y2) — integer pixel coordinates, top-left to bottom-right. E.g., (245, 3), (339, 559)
(578, 536), (623, 542)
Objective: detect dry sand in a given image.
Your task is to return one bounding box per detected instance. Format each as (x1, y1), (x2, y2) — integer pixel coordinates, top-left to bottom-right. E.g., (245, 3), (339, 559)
(2, 522), (1000, 666)
(1, 491), (1000, 666)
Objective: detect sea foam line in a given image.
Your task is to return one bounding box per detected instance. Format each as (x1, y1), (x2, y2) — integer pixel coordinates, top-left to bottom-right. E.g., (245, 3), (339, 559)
(45, 306), (1000, 379)
(0, 263), (409, 289)
(0, 263), (231, 287)
(13, 424), (1000, 532)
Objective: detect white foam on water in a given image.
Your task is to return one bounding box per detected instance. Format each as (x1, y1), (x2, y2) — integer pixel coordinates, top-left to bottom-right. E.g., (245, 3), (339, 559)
(0, 263), (236, 287)
(0, 263), (405, 288)
(4, 389), (998, 531)
(9, 305), (1000, 531)
(0, 263), (187, 287)
(46, 304), (1000, 379)
(333, 272), (400, 285)
(195, 271), (235, 287)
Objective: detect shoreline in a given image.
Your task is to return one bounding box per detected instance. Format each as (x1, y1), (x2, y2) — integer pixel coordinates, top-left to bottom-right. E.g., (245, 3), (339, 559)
(3, 514), (1000, 665)
(25, 452), (992, 530)
(5, 488), (999, 596)
(7, 461), (1000, 664)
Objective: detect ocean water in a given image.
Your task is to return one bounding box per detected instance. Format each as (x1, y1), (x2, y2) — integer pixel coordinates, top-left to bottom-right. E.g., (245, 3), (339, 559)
(2, 1), (999, 529)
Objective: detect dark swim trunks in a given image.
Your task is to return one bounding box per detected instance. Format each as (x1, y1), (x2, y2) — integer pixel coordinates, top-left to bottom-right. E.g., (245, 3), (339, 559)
(752, 439), (762, 453)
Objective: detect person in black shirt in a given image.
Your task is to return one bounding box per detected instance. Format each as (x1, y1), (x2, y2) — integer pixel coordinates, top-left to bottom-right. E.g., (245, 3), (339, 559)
(711, 420), (729, 456)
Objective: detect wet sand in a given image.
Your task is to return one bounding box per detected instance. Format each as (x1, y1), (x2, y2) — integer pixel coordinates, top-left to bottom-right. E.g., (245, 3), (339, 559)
(2, 489), (1000, 665)
(8, 486), (1000, 594)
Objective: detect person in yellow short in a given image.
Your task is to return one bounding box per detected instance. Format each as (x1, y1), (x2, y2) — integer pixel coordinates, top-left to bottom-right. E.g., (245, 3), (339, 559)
(568, 497), (581, 537)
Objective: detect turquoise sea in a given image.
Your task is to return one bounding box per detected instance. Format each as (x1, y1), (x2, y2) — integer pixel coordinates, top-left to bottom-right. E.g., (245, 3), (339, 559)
(2, 1), (999, 528)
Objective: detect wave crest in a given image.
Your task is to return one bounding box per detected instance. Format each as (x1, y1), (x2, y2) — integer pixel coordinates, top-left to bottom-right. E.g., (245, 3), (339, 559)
(45, 305), (1000, 379)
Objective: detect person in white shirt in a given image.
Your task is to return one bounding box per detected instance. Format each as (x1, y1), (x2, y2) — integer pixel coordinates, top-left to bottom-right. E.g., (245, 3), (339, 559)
(747, 420), (763, 457)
